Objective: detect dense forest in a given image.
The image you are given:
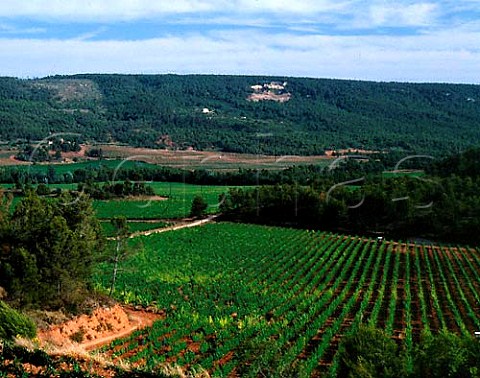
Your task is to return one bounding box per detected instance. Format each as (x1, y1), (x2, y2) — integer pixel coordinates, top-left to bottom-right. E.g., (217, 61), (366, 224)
(0, 75), (479, 155)
(220, 148), (480, 245)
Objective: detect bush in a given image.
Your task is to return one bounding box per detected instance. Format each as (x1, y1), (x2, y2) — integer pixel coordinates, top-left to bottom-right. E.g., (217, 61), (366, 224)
(190, 195), (208, 217)
(338, 326), (480, 378)
(413, 330), (480, 378)
(337, 325), (405, 378)
(0, 301), (36, 341)
(36, 183), (50, 196)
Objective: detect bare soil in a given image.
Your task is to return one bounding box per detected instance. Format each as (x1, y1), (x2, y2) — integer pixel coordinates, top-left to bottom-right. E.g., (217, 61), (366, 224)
(38, 305), (163, 351)
(127, 215), (218, 238)
(324, 148), (382, 156)
(0, 144), (333, 170)
(247, 91), (291, 102)
(59, 144), (88, 161)
(1, 144), (88, 165)
(97, 144), (331, 170)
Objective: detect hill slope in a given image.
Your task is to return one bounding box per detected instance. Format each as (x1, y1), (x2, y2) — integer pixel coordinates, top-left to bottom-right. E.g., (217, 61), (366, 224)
(0, 74), (479, 155)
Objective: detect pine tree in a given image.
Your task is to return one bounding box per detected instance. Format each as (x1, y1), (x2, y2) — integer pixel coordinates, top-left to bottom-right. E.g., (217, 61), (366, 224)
(190, 195), (208, 218)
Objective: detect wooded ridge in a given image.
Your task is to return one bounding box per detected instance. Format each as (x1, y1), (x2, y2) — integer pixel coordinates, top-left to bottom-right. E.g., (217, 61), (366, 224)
(0, 74), (479, 156)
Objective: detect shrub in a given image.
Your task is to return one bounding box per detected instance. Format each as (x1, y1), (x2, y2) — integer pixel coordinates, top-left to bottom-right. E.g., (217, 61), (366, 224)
(0, 301), (36, 341)
(337, 325), (405, 378)
(36, 183), (50, 196)
(69, 328), (85, 343)
(413, 330), (480, 378)
(190, 195), (208, 217)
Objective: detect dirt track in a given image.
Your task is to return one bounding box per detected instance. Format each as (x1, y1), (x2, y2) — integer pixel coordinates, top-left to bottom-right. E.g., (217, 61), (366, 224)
(129, 214), (218, 238)
(105, 215), (219, 240)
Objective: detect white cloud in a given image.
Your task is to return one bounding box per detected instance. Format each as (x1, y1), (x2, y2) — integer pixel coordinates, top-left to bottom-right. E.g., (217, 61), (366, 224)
(0, 23), (46, 35)
(73, 26), (109, 41)
(0, 1), (217, 21)
(368, 2), (438, 27)
(235, 0), (351, 14)
(0, 29), (479, 83)
(0, 0), (351, 21)
(0, 1), (478, 83)
(0, 1), (473, 36)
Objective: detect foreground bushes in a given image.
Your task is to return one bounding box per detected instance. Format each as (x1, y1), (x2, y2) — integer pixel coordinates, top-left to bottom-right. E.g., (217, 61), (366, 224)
(0, 301), (36, 341)
(338, 325), (480, 378)
(0, 191), (103, 309)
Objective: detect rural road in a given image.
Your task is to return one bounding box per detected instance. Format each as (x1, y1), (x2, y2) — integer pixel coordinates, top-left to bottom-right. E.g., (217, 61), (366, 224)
(117, 214), (219, 239)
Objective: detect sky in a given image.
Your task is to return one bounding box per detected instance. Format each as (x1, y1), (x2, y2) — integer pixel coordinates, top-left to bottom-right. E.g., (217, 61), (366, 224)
(0, 0), (479, 83)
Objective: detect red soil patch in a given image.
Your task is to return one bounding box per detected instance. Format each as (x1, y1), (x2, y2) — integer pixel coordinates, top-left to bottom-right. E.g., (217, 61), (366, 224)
(60, 144), (88, 161)
(0, 151), (30, 166)
(0, 144), (88, 165)
(38, 305), (163, 351)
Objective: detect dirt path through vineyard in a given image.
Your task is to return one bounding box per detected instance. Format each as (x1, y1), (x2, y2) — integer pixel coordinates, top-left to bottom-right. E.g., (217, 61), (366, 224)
(105, 214), (219, 240)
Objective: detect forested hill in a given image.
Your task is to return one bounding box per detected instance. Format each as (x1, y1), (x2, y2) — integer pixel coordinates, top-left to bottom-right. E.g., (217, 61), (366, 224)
(1, 74), (479, 156)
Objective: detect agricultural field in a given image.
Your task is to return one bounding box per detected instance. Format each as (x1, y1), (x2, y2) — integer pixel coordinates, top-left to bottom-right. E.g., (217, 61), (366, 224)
(97, 145), (333, 171)
(0, 147), (334, 172)
(1, 159), (158, 175)
(93, 222), (480, 377)
(92, 182), (238, 219)
(3, 182), (240, 220)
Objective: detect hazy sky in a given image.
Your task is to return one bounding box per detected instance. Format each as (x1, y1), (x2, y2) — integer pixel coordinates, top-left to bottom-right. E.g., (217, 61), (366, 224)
(0, 0), (479, 83)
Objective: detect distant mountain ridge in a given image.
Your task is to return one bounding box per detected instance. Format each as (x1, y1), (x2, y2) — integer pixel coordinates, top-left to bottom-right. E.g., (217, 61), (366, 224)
(0, 74), (479, 156)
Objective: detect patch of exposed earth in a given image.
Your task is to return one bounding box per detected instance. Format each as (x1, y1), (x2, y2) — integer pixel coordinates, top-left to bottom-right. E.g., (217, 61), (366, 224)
(38, 304), (163, 351)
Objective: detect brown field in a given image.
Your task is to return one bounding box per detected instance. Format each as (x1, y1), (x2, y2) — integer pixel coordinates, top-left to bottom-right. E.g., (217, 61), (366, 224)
(95, 144), (333, 170)
(0, 144), (386, 171)
(0, 145), (87, 166)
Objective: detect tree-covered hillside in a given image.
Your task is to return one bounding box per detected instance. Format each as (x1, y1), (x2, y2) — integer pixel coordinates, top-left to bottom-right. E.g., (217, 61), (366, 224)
(0, 74), (479, 155)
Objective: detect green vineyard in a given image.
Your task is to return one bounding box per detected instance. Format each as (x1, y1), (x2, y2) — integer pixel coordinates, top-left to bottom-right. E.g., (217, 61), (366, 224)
(93, 223), (480, 377)
(92, 182), (236, 219)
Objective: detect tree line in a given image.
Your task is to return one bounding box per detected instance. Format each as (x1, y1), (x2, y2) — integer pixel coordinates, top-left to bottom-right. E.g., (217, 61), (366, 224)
(15, 136), (82, 162)
(219, 148), (480, 244)
(78, 179), (155, 200)
(0, 150), (424, 188)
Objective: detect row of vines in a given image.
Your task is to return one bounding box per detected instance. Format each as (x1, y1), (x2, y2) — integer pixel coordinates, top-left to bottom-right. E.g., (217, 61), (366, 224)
(93, 223), (480, 377)
(92, 182), (235, 219)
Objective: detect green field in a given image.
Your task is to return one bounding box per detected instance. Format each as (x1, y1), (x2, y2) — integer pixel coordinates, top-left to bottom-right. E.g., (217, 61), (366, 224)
(4, 182), (242, 220)
(92, 183), (238, 219)
(94, 223), (480, 377)
(3, 159), (158, 175)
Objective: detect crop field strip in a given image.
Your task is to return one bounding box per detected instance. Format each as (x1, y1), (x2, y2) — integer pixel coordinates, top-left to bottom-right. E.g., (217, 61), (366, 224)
(94, 223), (480, 377)
(4, 181), (242, 219)
(93, 182), (241, 219)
